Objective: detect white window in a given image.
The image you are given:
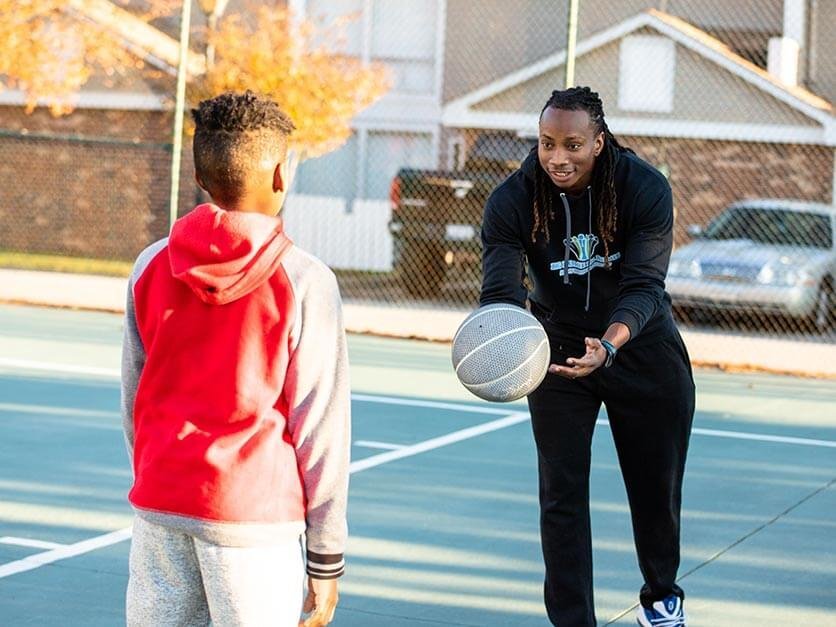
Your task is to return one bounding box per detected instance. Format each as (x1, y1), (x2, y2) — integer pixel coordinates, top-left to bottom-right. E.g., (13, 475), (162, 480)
(371, 0), (437, 93)
(295, 134), (359, 200)
(306, 0), (363, 56)
(364, 131), (434, 199)
(295, 131), (434, 201)
(305, 0), (439, 96)
(618, 35), (675, 113)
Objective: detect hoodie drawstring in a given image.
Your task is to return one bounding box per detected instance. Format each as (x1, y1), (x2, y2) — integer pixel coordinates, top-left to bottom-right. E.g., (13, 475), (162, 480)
(559, 188), (593, 312)
(559, 193), (572, 286)
(585, 186), (592, 313)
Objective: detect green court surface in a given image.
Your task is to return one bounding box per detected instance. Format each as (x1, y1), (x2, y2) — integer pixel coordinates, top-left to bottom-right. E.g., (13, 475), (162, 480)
(0, 304), (834, 626)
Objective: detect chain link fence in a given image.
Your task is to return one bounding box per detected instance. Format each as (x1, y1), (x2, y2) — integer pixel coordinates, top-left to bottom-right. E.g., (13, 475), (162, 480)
(0, 0), (833, 343)
(0, 130), (170, 262)
(288, 0), (835, 341)
(0, 106), (196, 268)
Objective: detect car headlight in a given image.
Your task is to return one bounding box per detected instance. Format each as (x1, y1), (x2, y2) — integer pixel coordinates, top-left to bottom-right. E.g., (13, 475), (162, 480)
(756, 263), (811, 286)
(756, 265), (775, 284)
(669, 259), (701, 278)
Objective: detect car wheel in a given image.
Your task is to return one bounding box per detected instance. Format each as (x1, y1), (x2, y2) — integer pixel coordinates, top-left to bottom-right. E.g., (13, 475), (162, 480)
(812, 279), (834, 335)
(398, 241), (445, 299)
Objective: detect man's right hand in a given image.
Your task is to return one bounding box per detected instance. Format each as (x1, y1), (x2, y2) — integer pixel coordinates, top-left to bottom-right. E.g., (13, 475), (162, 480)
(299, 576), (339, 627)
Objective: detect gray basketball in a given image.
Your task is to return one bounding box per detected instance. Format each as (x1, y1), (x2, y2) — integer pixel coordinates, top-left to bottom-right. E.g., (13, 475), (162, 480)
(452, 303), (550, 402)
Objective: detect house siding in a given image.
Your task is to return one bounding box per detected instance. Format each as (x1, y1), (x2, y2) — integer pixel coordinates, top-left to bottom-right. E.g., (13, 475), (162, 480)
(627, 135), (833, 245)
(473, 32), (820, 128)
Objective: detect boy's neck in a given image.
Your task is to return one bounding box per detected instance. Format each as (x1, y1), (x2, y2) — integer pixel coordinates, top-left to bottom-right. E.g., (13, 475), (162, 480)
(211, 194), (280, 217)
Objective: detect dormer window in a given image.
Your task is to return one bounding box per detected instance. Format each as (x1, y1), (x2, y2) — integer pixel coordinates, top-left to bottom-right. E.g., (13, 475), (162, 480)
(618, 35), (676, 113)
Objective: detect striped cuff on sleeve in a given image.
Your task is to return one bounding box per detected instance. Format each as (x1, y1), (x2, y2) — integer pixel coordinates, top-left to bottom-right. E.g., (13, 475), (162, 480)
(306, 551), (345, 579)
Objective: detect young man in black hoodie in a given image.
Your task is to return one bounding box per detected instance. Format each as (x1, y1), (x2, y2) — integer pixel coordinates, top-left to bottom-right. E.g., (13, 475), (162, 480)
(480, 86), (695, 626)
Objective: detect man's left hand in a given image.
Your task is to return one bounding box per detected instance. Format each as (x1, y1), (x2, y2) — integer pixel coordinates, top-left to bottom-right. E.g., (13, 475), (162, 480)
(549, 337), (606, 379)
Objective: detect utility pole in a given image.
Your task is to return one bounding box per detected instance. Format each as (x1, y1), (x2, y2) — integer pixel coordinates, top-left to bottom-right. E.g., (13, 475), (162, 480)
(564, 0), (580, 88)
(169, 0), (192, 231)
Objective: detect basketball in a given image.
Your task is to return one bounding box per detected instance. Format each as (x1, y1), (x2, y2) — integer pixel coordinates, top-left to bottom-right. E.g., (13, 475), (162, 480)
(452, 303), (550, 402)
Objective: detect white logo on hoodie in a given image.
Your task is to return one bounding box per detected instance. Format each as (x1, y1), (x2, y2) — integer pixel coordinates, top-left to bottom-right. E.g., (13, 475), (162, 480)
(549, 232), (620, 276)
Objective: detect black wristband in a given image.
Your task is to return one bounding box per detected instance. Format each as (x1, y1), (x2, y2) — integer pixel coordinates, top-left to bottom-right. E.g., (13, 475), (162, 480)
(600, 339), (617, 368)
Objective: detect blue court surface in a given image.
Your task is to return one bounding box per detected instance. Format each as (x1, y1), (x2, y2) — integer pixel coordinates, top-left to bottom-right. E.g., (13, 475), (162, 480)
(0, 304), (834, 626)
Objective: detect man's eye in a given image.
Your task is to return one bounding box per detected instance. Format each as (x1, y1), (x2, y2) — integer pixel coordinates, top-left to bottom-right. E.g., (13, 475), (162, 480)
(568, 143), (581, 150)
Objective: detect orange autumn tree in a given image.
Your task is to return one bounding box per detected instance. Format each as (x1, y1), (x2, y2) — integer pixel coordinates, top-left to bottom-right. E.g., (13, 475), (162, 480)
(190, 4), (391, 161)
(0, 0), (147, 115)
(1, 1), (390, 160)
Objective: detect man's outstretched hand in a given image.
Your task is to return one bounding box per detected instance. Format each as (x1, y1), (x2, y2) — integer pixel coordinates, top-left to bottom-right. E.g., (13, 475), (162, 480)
(549, 336), (606, 379)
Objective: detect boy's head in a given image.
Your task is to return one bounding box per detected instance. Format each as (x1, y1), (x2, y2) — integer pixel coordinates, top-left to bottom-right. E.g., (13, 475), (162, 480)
(192, 91), (296, 215)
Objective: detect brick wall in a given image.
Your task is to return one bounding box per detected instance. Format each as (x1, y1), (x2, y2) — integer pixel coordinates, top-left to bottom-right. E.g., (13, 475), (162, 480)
(452, 129), (833, 248)
(0, 106), (199, 260)
(624, 136), (834, 245)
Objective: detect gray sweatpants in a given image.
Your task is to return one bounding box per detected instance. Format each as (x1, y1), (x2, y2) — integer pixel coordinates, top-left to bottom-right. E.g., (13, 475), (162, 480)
(127, 516), (304, 627)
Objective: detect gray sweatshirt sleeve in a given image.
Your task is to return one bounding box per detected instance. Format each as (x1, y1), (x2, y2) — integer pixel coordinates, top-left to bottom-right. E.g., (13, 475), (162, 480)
(282, 248), (351, 579)
(120, 281), (146, 468)
(120, 239), (166, 470)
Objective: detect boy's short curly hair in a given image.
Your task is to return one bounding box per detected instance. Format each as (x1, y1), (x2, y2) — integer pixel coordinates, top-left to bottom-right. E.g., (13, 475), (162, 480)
(192, 91), (296, 203)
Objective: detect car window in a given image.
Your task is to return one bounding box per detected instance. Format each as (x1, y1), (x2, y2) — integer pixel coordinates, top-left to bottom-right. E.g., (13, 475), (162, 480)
(704, 207), (833, 249)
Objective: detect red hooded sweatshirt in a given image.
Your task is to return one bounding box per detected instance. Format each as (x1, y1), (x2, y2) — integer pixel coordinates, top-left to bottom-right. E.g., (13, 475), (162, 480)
(121, 203), (350, 579)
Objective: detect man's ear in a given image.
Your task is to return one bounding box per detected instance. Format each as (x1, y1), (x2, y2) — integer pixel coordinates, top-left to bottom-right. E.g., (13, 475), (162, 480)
(272, 161), (285, 194)
(593, 131), (605, 157)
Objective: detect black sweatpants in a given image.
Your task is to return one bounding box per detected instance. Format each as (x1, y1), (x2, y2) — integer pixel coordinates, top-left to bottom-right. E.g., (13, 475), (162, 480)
(527, 330), (695, 626)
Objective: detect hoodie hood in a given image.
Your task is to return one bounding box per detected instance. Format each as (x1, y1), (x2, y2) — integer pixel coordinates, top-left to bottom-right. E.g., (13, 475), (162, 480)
(521, 148), (539, 181)
(169, 203), (293, 305)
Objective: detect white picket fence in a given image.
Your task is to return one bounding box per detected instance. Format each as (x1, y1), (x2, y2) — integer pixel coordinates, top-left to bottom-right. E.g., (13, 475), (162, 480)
(281, 194), (393, 271)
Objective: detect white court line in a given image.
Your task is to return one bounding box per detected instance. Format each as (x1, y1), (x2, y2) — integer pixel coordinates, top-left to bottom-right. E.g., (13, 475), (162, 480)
(691, 426), (836, 448)
(350, 412), (530, 474)
(3, 354), (834, 448)
(0, 403), (118, 419)
(0, 366), (529, 580)
(1, 356), (834, 579)
(354, 440), (406, 451)
(0, 537), (67, 550)
(0, 412), (527, 578)
(594, 418), (836, 449)
(351, 393), (512, 415)
(0, 528), (132, 578)
(0, 358), (119, 378)
(0, 359), (511, 416)
(2, 355), (833, 448)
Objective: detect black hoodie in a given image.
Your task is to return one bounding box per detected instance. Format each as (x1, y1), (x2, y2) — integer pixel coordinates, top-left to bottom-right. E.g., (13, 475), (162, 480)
(480, 148), (676, 347)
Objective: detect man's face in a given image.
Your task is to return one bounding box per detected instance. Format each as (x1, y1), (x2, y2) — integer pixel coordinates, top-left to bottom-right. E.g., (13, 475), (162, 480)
(537, 107), (604, 194)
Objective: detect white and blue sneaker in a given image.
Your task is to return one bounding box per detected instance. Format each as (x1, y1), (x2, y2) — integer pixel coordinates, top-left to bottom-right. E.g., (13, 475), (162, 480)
(636, 594), (685, 626)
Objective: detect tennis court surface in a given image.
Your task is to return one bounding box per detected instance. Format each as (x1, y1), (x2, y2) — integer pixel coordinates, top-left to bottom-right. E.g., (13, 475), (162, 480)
(0, 304), (834, 626)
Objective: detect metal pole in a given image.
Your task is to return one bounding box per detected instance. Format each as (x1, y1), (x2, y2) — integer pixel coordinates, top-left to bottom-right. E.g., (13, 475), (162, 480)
(169, 0), (193, 231)
(564, 0), (580, 89)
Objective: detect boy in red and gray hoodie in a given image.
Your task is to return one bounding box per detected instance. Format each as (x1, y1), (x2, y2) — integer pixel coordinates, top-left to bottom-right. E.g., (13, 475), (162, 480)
(121, 91), (350, 627)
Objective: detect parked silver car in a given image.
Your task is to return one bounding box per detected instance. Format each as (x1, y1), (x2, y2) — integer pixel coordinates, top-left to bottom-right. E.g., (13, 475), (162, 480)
(667, 199), (835, 333)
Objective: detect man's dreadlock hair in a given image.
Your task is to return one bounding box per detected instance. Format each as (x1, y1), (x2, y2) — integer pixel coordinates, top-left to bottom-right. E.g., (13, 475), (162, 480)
(532, 86), (632, 263)
(192, 90), (296, 203)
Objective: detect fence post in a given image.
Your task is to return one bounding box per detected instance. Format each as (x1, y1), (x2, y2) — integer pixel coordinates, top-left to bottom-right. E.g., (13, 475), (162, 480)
(169, 0), (193, 231)
(564, 0), (580, 88)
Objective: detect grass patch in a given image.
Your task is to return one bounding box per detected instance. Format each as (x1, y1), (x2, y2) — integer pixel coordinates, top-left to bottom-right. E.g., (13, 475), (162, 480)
(0, 251), (133, 277)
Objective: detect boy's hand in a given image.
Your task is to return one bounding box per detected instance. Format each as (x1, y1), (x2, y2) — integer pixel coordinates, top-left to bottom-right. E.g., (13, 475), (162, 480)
(299, 576), (339, 626)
